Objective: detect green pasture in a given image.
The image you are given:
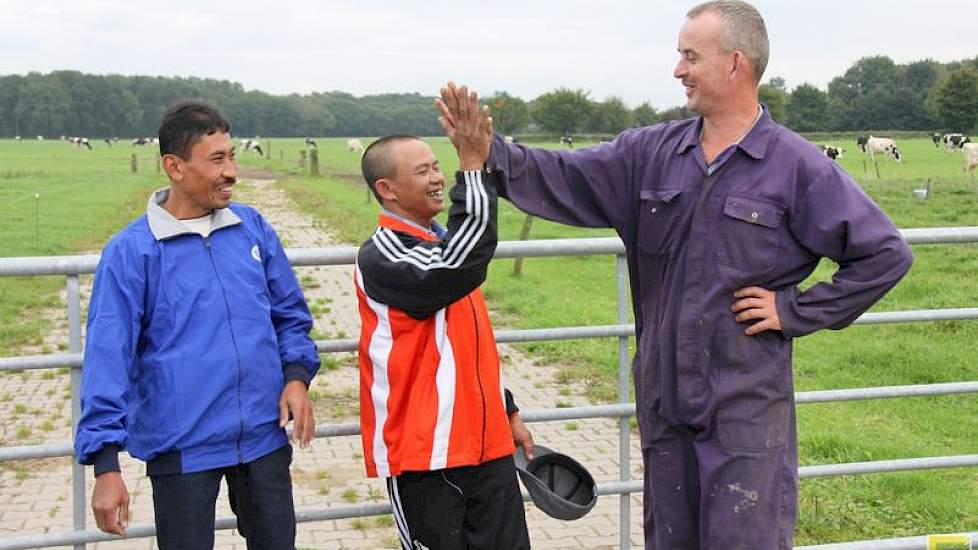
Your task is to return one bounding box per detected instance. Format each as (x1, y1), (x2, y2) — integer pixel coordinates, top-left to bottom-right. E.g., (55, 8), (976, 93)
(0, 139), (165, 350)
(1, 136), (977, 544)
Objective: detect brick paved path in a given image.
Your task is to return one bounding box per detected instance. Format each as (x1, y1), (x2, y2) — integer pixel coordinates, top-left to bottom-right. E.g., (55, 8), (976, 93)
(0, 178), (645, 549)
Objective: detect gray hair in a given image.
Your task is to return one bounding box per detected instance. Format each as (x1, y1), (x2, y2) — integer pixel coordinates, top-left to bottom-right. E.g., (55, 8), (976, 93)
(687, 0), (769, 83)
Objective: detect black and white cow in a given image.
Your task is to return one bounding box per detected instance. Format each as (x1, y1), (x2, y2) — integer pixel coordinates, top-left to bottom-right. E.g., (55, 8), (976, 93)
(133, 137), (152, 147)
(865, 136), (902, 162)
(819, 145), (845, 160)
(67, 136), (92, 150)
(559, 135), (574, 148)
(943, 133), (971, 151)
(305, 137), (318, 149)
(240, 138), (263, 157)
(932, 133), (943, 148)
(856, 135), (869, 153)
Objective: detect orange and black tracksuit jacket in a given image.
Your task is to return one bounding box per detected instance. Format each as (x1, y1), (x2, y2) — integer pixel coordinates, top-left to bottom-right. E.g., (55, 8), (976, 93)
(354, 170), (517, 478)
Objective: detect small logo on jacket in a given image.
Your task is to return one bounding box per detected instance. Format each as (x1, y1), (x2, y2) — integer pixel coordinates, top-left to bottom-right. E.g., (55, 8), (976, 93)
(251, 245), (261, 262)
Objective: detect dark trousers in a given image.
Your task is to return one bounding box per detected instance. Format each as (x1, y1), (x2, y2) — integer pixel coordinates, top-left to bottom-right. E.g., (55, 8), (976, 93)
(387, 455), (531, 550)
(150, 445), (296, 550)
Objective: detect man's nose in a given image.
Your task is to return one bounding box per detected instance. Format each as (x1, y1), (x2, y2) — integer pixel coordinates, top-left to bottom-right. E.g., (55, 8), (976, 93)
(224, 158), (238, 179)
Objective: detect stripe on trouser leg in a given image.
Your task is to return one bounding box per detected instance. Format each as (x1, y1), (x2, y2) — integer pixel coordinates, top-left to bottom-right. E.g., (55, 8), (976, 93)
(387, 477), (411, 550)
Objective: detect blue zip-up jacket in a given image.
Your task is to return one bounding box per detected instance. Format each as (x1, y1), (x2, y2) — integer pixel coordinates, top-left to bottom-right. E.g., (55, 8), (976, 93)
(75, 188), (320, 475)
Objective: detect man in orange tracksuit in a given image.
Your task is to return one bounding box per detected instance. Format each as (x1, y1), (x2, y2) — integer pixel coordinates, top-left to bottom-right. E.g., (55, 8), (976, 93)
(354, 91), (534, 550)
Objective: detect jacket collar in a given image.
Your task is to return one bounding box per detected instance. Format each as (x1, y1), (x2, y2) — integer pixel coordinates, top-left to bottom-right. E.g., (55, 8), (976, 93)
(676, 104), (774, 160)
(378, 209), (443, 242)
(147, 187), (241, 241)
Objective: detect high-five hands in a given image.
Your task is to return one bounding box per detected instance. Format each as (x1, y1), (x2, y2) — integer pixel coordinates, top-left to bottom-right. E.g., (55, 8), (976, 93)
(436, 82), (492, 170)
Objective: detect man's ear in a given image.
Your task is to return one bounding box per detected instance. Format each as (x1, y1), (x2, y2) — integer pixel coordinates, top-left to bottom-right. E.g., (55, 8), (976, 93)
(375, 177), (398, 203)
(161, 154), (184, 182)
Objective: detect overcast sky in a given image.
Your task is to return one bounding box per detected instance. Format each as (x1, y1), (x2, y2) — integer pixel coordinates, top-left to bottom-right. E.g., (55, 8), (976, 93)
(1, 0), (975, 108)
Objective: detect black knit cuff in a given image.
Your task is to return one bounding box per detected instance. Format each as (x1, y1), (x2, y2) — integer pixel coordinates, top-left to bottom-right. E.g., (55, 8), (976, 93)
(283, 363), (311, 387)
(93, 444), (122, 476)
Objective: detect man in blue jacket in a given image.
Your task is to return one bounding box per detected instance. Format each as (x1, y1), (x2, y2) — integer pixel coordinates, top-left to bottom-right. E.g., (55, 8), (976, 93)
(75, 101), (320, 549)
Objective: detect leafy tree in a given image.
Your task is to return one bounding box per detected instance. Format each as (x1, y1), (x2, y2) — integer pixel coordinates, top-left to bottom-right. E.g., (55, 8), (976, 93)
(586, 96), (632, 134)
(13, 74), (70, 136)
(532, 88), (592, 135)
(758, 83), (787, 122)
(658, 106), (696, 122)
(486, 92), (529, 135)
(933, 68), (978, 132)
(632, 102), (658, 127)
(786, 83), (829, 132)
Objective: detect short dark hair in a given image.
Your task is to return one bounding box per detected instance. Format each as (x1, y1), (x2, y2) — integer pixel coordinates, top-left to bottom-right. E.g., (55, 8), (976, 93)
(361, 135), (421, 203)
(158, 100), (231, 160)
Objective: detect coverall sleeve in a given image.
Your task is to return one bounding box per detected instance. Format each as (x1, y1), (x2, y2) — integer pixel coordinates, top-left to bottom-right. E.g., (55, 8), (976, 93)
(488, 131), (642, 232)
(74, 239), (143, 475)
(356, 170), (498, 320)
(258, 214), (321, 386)
(776, 163), (914, 337)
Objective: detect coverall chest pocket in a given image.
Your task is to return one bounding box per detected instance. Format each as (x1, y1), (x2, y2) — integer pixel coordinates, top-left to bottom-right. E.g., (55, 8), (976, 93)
(717, 195), (786, 273)
(637, 188), (685, 256)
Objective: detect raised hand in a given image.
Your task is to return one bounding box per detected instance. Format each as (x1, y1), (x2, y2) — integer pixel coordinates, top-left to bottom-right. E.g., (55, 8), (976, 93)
(436, 82), (492, 170)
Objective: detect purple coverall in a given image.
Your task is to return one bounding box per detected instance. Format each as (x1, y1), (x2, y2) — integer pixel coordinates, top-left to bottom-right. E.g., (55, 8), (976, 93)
(489, 110), (913, 549)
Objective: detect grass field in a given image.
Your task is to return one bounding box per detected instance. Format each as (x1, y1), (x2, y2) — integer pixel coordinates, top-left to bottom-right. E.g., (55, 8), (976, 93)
(0, 140), (165, 350)
(1, 135), (977, 544)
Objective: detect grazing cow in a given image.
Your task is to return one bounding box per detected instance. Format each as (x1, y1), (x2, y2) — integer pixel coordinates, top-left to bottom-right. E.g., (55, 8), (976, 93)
(865, 136), (902, 162)
(240, 138), (264, 157)
(133, 137), (152, 147)
(36, 135), (44, 141)
(503, 135), (515, 144)
(856, 135), (869, 153)
(305, 137), (318, 149)
(14, 135), (21, 142)
(347, 138), (364, 153)
(103, 138), (113, 147)
(943, 133), (971, 151)
(932, 133), (942, 148)
(963, 143), (978, 179)
(559, 135), (574, 148)
(68, 137), (92, 150)
(819, 145), (845, 160)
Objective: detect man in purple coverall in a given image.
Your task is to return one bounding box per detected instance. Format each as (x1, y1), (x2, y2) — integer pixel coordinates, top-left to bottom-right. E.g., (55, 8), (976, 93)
(436, 1), (913, 548)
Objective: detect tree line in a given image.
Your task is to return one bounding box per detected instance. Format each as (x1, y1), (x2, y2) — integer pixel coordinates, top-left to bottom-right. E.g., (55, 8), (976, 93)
(1, 56), (977, 139)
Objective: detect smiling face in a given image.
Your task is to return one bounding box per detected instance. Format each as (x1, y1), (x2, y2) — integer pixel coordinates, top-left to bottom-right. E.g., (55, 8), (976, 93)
(162, 131), (237, 219)
(376, 139), (445, 227)
(673, 11), (736, 116)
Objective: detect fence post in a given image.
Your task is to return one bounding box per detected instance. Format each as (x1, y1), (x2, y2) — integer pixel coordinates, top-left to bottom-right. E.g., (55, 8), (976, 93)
(310, 148), (320, 176)
(130, 154), (138, 173)
(616, 254), (631, 550)
(299, 149), (307, 169)
(67, 275), (85, 550)
(874, 159), (881, 181)
(512, 215), (535, 276)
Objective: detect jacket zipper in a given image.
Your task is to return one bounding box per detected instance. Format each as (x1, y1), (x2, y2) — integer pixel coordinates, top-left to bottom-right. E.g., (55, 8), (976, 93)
(205, 236), (245, 463)
(469, 295), (487, 462)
